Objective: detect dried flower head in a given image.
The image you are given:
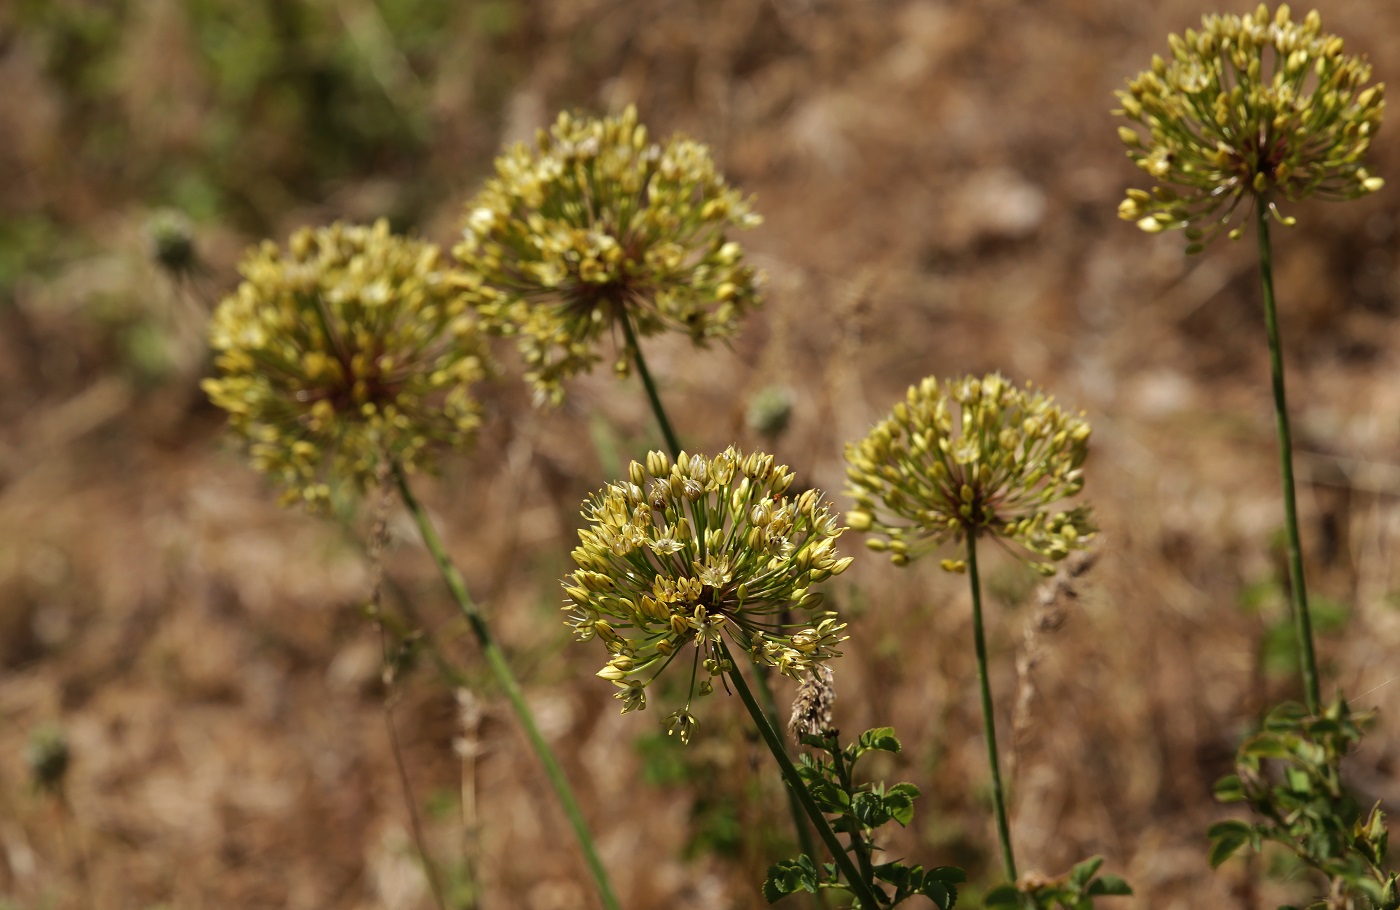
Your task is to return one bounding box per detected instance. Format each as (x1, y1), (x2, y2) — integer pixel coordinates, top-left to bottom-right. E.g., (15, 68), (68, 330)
(746, 385), (795, 439)
(1116, 4), (1384, 251)
(788, 664), (837, 741)
(845, 374), (1094, 575)
(26, 726), (70, 794)
(453, 104), (762, 405)
(564, 447), (851, 742)
(203, 220), (488, 508)
(146, 208), (200, 278)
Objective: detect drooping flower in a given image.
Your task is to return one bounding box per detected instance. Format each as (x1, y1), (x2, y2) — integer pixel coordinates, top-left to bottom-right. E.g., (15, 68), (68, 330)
(563, 447), (851, 742)
(845, 374), (1094, 575)
(1115, 4), (1384, 251)
(203, 220), (489, 508)
(454, 105), (762, 405)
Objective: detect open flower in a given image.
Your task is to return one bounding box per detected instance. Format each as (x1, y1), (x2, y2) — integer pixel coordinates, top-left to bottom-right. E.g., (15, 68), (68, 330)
(1115, 4), (1384, 251)
(203, 220), (489, 508)
(564, 448), (851, 742)
(845, 374), (1093, 575)
(453, 105), (762, 405)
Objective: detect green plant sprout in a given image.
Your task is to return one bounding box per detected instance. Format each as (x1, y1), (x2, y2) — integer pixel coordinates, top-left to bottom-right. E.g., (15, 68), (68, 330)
(202, 220), (620, 910)
(764, 727), (966, 908)
(1210, 698), (1397, 910)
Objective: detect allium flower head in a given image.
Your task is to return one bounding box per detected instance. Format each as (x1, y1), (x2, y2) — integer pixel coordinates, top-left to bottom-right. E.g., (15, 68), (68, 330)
(564, 447), (851, 742)
(845, 374), (1094, 575)
(453, 104), (762, 405)
(203, 220), (489, 508)
(1116, 4), (1384, 251)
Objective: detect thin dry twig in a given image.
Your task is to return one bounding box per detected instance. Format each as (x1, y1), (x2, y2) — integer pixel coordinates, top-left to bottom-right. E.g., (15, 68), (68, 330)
(369, 460), (450, 910)
(1009, 549), (1099, 785)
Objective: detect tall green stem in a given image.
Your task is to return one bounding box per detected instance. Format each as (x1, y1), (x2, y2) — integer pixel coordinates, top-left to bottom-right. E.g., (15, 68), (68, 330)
(391, 462), (621, 910)
(966, 535), (1018, 884)
(622, 317), (821, 891)
(753, 662), (827, 909)
(619, 312), (683, 456)
(1255, 202), (1321, 716)
(721, 642), (886, 909)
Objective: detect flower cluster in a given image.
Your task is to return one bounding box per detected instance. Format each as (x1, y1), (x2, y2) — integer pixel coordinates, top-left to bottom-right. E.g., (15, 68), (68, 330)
(1115, 4), (1384, 251)
(845, 374), (1094, 575)
(563, 448), (851, 742)
(203, 220), (488, 508)
(453, 105), (762, 405)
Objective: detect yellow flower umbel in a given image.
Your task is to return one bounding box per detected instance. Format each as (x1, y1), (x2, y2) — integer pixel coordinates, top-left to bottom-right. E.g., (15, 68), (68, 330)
(203, 220), (488, 508)
(1116, 4), (1384, 252)
(564, 448), (851, 742)
(454, 105), (762, 405)
(845, 374), (1093, 575)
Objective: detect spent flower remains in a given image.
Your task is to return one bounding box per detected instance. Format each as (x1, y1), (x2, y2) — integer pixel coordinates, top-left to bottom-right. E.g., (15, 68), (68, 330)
(846, 374), (1094, 575)
(563, 448), (851, 743)
(1116, 3), (1384, 251)
(203, 220), (488, 508)
(453, 105), (762, 404)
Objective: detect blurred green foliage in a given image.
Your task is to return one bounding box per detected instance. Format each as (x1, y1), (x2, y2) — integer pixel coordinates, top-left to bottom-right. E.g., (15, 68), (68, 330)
(12, 0), (528, 236)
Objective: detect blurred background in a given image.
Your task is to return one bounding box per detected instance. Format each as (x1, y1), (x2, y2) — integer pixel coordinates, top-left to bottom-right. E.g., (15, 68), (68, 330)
(2, 0), (1398, 907)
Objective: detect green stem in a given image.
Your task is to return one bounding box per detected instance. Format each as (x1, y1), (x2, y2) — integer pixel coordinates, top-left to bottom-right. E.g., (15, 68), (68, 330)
(382, 694), (451, 910)
(622, 317), (822, 901)
(966, 535), (1018, 884)
(828, 734), (877, 889)
(619, 312), (683, 457)
(721, 641), (887, 909)
(753, 664), (827, 910)
(391, 462), (622, 910)
(1255, 202), (1321, 716)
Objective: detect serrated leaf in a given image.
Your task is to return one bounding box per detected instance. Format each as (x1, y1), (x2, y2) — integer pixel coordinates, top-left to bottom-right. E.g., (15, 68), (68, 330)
(1264, 701), (1311, 728)
(808, 779), (851, 812)
(852, 791), (891, 828)
(927, 866), (967, 884)
(1241, 734), (1292, 760)
(919, 881), (954, 909)
(983, 884), (1021, 908)
(1087, 875), (1133, 896)
(1305, 718), (1341, 737)
(1207, 820), (1253, 868)
(858, 726), (902, 754)
(1213, 774), (1246, 803)
(1068, 856), (1104, 889)
(763, 856), (821, 903)
(1285, 767), (1313, 795)
(873, 861), (913, 889)
(883, 785), (919, 826)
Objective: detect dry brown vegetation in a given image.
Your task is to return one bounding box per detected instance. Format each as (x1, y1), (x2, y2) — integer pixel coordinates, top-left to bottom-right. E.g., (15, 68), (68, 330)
(2, 1), (1398, 908)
